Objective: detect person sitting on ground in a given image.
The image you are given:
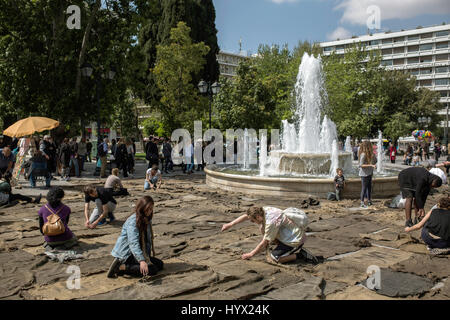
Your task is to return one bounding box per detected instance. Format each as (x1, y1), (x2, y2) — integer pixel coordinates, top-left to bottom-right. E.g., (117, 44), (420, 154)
(398, 166), (443, 228)
(412, 151), (421, 167)
(107, 196), (164, 278)
(144, 164), (162, 191)
(84, 185), (117, 229)
(334, 168), (346, 201)
(105, 168), (129, 197)
(0, 172), (41, 206)
(0, 147), (15, 176)
(221, 206), (319, 264)
(405, 196), (450, 254)
(28, 150), (51, 188)
(38, 187), (78, 250)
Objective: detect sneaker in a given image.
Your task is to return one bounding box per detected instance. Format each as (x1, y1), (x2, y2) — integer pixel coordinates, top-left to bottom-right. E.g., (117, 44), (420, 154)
(368, 201), (373, 207)
(360, 202), (367, 208)
(297, 248), (320, 264)
(34, 194), (42, 204)
(405, 219), (414, 228)
(106, 258), (122, 278)
(97, 218), (107, 226)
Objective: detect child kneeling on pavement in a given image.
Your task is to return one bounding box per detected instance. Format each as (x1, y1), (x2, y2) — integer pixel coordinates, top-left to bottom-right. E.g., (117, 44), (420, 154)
(222, 206), (319, 264)
(107, 196), (164, 278)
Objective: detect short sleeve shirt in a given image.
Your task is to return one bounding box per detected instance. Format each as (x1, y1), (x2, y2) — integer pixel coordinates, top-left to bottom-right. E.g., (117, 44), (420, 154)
(146, 169), (161, 180)
(263, 207), (305, 247)
(85, 187), (117, 205)
(0, 152), (15, 168)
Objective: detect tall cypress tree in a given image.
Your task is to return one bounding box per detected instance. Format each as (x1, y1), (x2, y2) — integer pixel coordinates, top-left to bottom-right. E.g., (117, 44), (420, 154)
(136, 0), (220, 105)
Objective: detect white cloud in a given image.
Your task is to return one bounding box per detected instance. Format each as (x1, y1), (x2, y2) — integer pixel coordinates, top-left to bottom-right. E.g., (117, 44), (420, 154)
(327, 26), (352, 40)
(336, 0), (450, 25)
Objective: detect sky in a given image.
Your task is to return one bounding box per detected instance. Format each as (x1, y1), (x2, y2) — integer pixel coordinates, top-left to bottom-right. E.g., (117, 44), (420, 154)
(212, 0), (450, 55)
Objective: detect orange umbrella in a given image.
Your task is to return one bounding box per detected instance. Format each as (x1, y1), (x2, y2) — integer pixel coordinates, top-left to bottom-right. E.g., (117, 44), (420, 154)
(3, 117), (60, 138)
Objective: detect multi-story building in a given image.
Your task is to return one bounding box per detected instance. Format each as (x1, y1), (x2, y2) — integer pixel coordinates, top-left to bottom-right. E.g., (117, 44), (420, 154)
(217, 50), (249, 79)
(320, 24), (450, 126)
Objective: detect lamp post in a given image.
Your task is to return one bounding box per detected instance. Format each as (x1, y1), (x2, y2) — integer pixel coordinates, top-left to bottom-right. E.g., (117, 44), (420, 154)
(80, 63), (115, 145)
(198, 80), (220, 129)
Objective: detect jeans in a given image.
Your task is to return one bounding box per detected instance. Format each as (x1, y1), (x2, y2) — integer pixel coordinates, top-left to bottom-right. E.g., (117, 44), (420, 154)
(361, 175), (373, 202)
(89, 199), (116, 224)
(29, 173), (51, 187)
(335, 188), (343, 201)
(144, 177), (159, 190)
(79, 155), (86, 171)
(69, 157), (79, 177)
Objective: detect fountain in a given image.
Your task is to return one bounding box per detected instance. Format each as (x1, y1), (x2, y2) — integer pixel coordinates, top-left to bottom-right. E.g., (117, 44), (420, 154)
(344, 136), (352, 153)
(205, 53), (400, 198)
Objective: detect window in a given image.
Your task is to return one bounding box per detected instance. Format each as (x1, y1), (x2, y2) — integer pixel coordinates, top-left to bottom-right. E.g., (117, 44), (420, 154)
(336, 45), (345, 50)
(436, 42), (448, 49)
(370, 40), (380, 46)
(381, 60), (393, 66)
(394, 59), (404, 65)
(435, 79), (449, 86)
(420, 56), (432, 63)
(436, 30), (449, 37)
(436, 54), (449, 61)
(408, 57), (419, 64)
(408, 35), (419, 41)
(440, 91), (448, 98)
(421, 68), (432, 75)
(408, 45), (419, 53)
(420, 33), (433, 39)
(419, 44), (433, 51)
(393, 47), (405, 54)
(382, 38), (392, 44)
(394, 37), (405, 43)
(410, 69), (420, 76)
(324, 47), (334, 52)
(382, 48), (392, 55)
(421, 79), (432, 86)
(436, 67), (449, 74)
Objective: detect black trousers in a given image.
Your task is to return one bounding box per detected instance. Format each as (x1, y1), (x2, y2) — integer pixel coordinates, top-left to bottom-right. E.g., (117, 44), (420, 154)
(163, 157), (173, 171)
(124, 255), (164, 277)
(9, 193), (33, 203)
(361, 175), (373, 202)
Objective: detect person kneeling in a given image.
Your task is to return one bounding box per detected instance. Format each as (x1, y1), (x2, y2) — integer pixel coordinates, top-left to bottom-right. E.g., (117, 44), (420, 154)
(38, 187), (78, 250)
(84, 185), (117, 229)
(105, 168), (129, 197)
(222, 206), (319, 264)
(405, 196), (450, 254)
(107, 196), (164, 278)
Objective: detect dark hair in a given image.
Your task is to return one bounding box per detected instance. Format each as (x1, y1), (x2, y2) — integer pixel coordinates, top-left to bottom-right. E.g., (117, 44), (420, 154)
(83, 185), (96, 195)
(135, 196), (155, 233)
(438, 197), (450, 210)
(46, 187), (65, 208)
(432, 177), (443, 188)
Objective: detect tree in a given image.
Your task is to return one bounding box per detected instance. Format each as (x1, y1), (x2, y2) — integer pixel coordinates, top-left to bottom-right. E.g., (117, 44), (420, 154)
(152, 21), (209, 133)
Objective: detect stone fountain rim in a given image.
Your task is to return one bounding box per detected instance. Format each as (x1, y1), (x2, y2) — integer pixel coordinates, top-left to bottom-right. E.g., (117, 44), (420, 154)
(204, 166), (399, 183)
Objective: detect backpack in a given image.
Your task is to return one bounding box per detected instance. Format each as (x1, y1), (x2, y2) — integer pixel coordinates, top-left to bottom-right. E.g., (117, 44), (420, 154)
(282, 207), (309, 228)
(42, 205), (65, 236)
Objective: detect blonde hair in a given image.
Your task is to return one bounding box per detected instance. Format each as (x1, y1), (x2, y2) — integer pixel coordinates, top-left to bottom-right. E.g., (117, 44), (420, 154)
(112, 168), (119, 176)
(358, 141), (373, 164)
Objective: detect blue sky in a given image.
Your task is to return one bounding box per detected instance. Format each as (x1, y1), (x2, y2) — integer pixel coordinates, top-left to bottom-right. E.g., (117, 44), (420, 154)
(212, 0), (450, 55)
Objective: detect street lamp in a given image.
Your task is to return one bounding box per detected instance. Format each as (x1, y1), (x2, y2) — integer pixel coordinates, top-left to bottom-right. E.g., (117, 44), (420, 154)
(198, 80), (220, 129)
(81, 63), (116, 146)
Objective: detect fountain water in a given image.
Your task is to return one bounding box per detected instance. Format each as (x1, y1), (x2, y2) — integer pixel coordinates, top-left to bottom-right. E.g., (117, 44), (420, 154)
(265, 53), (352, 177)
(344, 136), (352, 153)
(377, 131), (384, 174)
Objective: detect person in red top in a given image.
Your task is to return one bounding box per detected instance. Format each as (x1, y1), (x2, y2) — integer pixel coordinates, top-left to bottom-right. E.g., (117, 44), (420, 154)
(389, 142), (397, 164)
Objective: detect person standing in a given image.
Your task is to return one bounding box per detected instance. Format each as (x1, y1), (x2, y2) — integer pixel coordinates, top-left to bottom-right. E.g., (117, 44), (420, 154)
(97, 138), (109, 178)
(162, 138), (173, 174)
(334, 168), (346, 201)
(185, 141), (194, 174)
(389, 142), (397, 164)
(58, 138), (71, 181)
(434, 142), (441, 162)
(115, 139), (129, 178)
(86, 139), (93, 163)
(40, 135), (57, 175)
(78, 137), (88, 172)
(398, 166), (443, 227)
(145, 137), (159, 169)
(126, 139), (135, 176)
(110, 139), (117, 159)
(358, 140), (377, 208)
(69, 137), (80, 177)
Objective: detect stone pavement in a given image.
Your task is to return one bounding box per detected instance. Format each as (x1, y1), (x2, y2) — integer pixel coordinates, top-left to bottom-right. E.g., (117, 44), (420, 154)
(0, 160), (449, 300)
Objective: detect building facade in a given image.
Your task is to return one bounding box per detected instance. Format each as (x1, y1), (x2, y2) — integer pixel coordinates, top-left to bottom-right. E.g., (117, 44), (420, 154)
(320, 24), (450, 126)
(217, 50), (249, 79)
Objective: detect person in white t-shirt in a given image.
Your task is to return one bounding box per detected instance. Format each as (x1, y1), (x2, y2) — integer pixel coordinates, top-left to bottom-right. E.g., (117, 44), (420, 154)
(221, 206), (319, 264)
(144, 164), (162, 191)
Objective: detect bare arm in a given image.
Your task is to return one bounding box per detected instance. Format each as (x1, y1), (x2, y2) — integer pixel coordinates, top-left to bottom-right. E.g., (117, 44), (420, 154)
(221, 214), (249, 232)
(405, 209), (433, 232)
(84, 203), (90, 227)
(242, 239), (269, 260)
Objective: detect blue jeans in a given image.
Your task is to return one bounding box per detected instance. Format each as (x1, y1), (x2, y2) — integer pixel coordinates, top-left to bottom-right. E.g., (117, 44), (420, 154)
(69, 157), (79, 177)
(361, 175), (373, 202)
(29, 173), (51, 187)
(144, 177), (158, 190)
(79, 155), (86, 171)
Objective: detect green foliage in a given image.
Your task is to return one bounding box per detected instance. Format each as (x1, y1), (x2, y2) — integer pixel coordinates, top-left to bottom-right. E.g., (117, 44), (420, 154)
(142, 117), (169, 138)
(152, 22), (209, 133)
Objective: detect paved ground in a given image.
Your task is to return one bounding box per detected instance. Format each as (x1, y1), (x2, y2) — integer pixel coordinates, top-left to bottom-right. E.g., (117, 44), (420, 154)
(0, 160), (449, 300)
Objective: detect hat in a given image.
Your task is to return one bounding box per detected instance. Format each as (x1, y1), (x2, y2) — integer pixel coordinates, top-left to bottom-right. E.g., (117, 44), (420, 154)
(430, 168), (447, 185)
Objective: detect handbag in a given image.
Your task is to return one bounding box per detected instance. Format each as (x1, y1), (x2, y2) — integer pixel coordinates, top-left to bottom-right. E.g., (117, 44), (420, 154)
(42, 205), (65, 236)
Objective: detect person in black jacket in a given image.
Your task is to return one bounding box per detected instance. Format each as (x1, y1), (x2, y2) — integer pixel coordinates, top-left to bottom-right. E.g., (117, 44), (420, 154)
(398, 166), (443, 227)
(145, 137), (159, 169)
(162, 138), (173, 174)
(114, 139), (129, 178)
(58, 138), (71, 181)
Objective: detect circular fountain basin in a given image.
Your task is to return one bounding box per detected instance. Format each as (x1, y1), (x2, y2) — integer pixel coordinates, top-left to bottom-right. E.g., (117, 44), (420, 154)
(205, 165), (400, 199)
